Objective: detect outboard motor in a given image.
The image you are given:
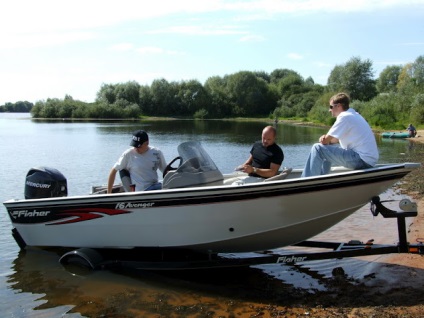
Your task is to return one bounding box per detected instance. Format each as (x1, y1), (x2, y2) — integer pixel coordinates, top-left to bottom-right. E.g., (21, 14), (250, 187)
(24, 167), (68, 199)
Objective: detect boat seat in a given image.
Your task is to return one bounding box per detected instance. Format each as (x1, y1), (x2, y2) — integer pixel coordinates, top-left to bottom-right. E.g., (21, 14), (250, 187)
(263, 167), (293, 182)
(225, 167), (293, 186)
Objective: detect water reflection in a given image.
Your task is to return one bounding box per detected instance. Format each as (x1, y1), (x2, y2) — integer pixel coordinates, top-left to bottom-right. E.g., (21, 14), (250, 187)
(93, 120), (327, 145)
(9, 248), (300, 317)
(8, 241), (424, 317)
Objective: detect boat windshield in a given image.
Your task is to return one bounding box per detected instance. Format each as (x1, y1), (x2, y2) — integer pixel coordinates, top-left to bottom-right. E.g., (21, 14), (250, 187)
(176, 141), (219, 173)
(162, 141), (223, 189)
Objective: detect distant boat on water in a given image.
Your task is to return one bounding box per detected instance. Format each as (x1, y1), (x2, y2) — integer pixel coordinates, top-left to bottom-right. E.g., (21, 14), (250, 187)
(381, 132), (410, 139)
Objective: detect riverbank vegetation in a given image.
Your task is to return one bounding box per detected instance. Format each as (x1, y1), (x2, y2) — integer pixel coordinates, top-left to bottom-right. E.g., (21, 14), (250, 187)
(0, 101), (33, 113)
(2, 55), (423, 129)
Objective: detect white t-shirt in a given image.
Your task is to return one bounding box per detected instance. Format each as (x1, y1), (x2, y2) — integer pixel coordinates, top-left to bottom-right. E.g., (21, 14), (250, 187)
(327, 108), (379, 166)
(113, 146), (167, 190)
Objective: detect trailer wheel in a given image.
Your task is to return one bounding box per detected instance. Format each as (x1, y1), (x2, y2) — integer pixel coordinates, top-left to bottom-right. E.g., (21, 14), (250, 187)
(62, 254), (92, 269)
(59, 248), (104, 273)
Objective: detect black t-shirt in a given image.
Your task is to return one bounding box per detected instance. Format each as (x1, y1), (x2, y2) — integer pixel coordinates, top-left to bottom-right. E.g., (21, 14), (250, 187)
(250, 141), (284, 170)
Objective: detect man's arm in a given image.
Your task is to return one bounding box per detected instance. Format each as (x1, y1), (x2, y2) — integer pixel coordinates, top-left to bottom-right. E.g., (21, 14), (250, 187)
(107, 168), (117, 194)
(244, 154), (253, 166)
(235, 155), (253, 171)
(319, 134), (339, 145)
(252, 162), (280, 178)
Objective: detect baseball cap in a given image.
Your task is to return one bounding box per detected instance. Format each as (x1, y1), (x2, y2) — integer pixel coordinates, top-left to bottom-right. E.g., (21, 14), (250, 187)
(130, 130), (149, 147)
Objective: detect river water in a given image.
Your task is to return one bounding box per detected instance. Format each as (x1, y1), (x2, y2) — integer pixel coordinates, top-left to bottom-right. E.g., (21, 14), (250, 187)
(0, 113), (419, 317)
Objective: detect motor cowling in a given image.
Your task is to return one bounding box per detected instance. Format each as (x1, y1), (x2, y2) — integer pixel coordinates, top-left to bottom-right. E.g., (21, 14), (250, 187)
(24, 167), (68, 199)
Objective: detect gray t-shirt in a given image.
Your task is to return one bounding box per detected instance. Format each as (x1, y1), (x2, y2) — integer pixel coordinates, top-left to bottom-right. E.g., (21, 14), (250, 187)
(114, 146), (166, 190)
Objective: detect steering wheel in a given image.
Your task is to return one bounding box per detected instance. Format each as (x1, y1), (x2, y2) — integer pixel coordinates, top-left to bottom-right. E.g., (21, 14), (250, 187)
(163, 156), (182, 178)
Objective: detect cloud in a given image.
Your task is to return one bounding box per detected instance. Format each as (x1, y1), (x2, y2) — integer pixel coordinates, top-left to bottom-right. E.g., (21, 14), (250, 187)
(398, 42), (424, 46)
(136, 47), (165, 54)
(314, 61), (333, 68)
(146, 25), (247, 36)
(1, 0), (420, 35)
(136, 46), (185, 55)
(239, 34), (266, 42)
(1, 0), (418, 49)
(374, 60), (407, 66)
(108, 44), (186, 55)
(287, 53), (304, 60)
(0, 31), (96, 49)
(110, 43), (135, 51)
(224, 0), (424, 15)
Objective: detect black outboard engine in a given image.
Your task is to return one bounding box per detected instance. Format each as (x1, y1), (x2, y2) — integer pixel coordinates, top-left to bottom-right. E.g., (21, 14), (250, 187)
(24, 167), (68, 199)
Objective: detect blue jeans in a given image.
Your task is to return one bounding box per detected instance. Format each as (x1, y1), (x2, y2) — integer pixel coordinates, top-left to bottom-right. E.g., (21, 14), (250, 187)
(145, 182), (162, 191)
(301, 143), (372, 178)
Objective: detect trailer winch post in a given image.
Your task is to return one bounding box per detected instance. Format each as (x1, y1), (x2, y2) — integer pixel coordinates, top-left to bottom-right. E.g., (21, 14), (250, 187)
(371, 196), (418, 253)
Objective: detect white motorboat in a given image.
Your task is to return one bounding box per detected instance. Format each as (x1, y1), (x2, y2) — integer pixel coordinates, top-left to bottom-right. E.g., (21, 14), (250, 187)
(3, 141), (421, 255)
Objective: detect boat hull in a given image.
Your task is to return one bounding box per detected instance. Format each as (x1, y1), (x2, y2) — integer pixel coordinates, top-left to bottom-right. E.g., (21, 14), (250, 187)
(381, 132), (410, 138)
(3, 163), (419, 253)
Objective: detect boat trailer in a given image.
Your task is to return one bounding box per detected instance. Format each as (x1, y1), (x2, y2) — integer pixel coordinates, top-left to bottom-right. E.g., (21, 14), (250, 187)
(59, 196), (423, 271)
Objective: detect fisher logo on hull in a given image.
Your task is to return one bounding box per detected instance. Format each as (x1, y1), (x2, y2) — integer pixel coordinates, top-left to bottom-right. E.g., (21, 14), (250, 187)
(8, 207), (130, 225)
(11, 209), (51, 219)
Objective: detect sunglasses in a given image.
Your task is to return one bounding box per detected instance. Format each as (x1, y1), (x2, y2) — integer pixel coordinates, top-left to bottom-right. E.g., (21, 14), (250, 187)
(136, 141), (148, 148)
(329, 103), (339, 109)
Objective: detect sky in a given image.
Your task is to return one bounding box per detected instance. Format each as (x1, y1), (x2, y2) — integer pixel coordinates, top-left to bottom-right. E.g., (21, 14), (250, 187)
(0, 0), (423, 105)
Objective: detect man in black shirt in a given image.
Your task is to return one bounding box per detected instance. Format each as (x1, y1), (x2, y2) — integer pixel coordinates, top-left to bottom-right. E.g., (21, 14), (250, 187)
(237, 125), (284, 178)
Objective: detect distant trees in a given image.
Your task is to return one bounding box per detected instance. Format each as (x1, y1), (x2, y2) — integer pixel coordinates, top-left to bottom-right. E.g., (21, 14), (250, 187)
(397, 56), (424, 94)
(305, 55), (424, 129)
(396, 56), (424, 126)
(376, 65), (402, 93)
(177, 79), (209, 116)
(203, 76), (232, 117)
(31, 96), (91, 118)
(225, 71), (276, 116)
(95, 81), (141, 118)
(327, 56), (377, 101)
(24, 54), (424, 129)
(272, 70), (324, 118)
(0, 101), (33, 112)
(360, 55), (424, 129)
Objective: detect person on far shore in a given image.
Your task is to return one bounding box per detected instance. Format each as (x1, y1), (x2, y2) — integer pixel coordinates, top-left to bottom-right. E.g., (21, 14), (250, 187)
(236, 125), (284, 178)
(407, 124), (417, 137)
(301, 92), (379, 178)
(107, 130), (167, 193)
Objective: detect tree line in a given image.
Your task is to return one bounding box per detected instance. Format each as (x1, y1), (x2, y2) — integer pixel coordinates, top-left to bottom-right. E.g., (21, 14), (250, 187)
(0, 101), (34, 112)
(3, 55), (424, 129)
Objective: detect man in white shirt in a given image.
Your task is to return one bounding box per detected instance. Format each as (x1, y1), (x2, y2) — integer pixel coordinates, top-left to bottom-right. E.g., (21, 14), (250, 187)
(301, 92), (379, 177)
(107, 130), (167, 192)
